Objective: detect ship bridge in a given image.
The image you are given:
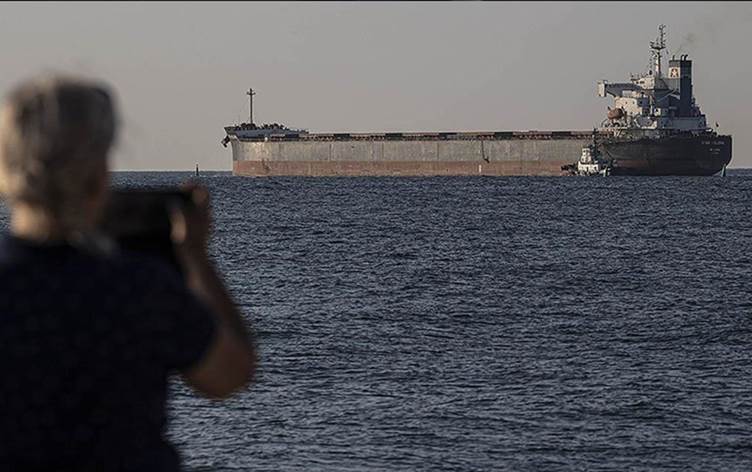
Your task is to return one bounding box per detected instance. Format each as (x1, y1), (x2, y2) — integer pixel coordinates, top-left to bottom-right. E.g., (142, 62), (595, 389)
(597, 25), (708, 135)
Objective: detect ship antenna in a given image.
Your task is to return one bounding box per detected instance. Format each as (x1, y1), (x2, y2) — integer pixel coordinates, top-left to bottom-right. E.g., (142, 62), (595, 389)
(246, 88), (256, 125)
(649, 24), (667, 77)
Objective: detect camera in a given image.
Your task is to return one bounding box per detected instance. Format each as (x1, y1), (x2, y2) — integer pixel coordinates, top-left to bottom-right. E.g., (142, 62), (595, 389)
(99, 187), (195, 271)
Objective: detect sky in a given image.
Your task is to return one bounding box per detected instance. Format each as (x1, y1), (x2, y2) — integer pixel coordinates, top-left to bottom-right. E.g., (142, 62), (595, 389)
(0, 1), (750, 170)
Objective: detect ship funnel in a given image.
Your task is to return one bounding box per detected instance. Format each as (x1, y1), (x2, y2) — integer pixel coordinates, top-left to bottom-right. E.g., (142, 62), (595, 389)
(668, 55), (693, 117)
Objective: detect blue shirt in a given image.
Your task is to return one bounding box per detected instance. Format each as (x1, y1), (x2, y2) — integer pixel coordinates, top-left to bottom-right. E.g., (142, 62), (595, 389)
(0, 234), (216, 471)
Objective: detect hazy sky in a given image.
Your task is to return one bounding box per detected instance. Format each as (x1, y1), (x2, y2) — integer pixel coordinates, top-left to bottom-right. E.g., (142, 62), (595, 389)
(0, 2), (750, 170)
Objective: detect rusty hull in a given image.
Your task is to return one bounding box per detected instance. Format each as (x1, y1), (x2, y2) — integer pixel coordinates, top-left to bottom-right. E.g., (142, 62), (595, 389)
(233, 160), (571, 177)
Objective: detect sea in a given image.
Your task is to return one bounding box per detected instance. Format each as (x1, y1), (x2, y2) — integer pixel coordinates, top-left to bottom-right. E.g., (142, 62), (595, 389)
(4, 171), (752, 471)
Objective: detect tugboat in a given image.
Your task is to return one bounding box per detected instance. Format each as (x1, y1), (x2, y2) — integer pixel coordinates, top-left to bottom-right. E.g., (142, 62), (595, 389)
(577, 141), (611, 177)
(562, 131), (612, 176)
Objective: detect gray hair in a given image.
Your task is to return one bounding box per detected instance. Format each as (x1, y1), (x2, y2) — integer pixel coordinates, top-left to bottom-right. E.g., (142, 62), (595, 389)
(0, 74), (118, 229)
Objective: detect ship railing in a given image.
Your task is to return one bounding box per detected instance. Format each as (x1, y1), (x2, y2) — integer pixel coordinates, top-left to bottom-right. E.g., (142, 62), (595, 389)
(239, 130), (612, 142)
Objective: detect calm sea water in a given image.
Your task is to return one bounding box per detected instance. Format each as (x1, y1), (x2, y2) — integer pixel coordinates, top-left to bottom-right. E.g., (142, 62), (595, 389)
(4, 172), (752, 470)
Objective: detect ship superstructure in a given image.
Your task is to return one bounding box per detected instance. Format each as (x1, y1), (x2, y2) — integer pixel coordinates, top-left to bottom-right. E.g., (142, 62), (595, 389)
(592, 25), (731, 175)
(599, 25), (707, 137)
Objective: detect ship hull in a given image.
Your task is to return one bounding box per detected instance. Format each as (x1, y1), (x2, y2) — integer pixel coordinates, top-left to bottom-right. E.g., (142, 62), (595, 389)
(229, 133), (591, 177)
(601, 133), (732, 176)
(227, 131), (732, 177)
(233, 159), (571, 176)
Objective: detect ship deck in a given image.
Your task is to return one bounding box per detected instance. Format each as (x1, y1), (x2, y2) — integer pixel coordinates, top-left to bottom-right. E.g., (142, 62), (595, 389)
(227, 129), (610, 142)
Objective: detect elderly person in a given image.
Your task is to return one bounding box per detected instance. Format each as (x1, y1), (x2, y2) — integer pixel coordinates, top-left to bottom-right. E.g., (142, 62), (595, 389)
(0, 75), (256, 471)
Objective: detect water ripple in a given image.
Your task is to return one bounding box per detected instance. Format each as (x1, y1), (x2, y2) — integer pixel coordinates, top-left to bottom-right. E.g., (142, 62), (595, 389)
(8, 171), (751, 471)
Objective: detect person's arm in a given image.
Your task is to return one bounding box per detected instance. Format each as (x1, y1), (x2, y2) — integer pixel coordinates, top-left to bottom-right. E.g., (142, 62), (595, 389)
(170, 184), (257, 399)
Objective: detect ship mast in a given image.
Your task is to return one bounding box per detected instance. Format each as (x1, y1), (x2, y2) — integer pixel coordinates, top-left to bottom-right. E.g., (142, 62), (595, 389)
(246, 88), (256, 125)
(650, 24), (667, 77)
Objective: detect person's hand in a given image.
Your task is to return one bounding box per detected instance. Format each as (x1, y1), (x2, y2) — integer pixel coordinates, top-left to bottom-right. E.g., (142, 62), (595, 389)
(169, 182), (211, 268)
(169, 182), (257, 397)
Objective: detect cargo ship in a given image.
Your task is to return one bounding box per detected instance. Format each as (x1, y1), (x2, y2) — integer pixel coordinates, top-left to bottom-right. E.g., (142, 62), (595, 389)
(222, 26), (731, 177)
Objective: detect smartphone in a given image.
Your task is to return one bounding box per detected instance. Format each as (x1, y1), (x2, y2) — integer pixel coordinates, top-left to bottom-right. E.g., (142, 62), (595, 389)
(99, 187), (195, 270)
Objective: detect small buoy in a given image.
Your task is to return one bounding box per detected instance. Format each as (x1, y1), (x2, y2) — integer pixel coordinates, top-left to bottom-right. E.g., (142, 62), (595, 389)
(195, 163), (199, 177)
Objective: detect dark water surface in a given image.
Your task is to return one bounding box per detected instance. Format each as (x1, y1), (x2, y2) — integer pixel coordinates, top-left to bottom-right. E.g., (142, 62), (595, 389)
(6, 172), (752, 470)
